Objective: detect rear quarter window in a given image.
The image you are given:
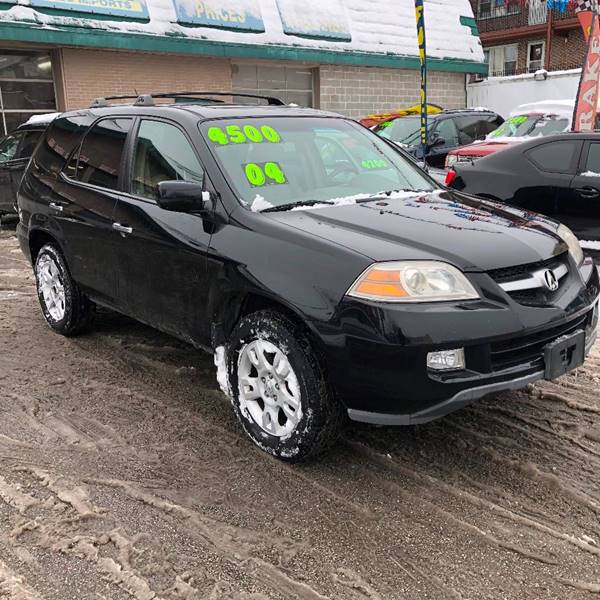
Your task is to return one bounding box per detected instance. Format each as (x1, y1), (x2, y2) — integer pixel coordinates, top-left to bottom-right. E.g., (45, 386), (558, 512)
(525, 140), (578, 173)
(34, 115), (91, 176)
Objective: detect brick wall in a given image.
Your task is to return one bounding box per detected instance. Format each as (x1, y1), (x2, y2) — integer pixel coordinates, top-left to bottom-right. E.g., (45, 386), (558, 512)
(58, 48), (232, 110)
(318, 66), (466, 119)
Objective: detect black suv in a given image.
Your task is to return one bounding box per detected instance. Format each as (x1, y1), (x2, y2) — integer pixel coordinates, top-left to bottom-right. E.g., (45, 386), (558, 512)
(0, 114), (57, 221)
(373, 109), (504, 168)
(17, 93), (599, 461)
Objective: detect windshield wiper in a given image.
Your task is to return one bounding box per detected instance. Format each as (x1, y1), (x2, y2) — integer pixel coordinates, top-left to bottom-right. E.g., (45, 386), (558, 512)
(261, 200), (335, 213)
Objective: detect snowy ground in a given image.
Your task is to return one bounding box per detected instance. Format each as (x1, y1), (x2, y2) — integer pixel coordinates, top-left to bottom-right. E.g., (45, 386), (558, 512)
(1, 225), (600, 599)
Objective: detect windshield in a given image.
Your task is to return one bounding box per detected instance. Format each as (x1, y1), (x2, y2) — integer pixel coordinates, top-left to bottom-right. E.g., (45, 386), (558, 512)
(487, 114), (569, 139)
(200, 117), (435, 211)
(373, 116), (422, 146)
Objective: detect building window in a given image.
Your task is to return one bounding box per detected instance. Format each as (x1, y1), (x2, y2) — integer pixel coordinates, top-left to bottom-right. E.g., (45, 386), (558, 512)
(0, 50), (56, 135)
(527, 41), (545, 73)
(232, 64), (315, 107)
(486, 45), (518, 77)
(478, 0), (520, 19)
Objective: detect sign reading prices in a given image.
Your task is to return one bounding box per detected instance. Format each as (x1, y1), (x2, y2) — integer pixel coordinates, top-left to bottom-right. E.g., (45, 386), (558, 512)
(29, 0), (149, 19)
(174, 0), (265, 32)
(276, 0), (351, 41)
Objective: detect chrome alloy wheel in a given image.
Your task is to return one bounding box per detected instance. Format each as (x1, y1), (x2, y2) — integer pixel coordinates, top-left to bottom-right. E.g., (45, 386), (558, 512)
(237, 339), (303, 438)
(36, 254), (66, 321)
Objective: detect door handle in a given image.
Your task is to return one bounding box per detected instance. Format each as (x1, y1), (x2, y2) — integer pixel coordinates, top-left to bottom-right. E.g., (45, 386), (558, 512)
(49, 202), (63, 212)
(576, 186), (600, 198)
(112, 222), (133, 235)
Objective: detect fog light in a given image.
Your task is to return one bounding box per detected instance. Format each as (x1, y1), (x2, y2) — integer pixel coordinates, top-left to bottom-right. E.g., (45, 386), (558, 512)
(427, 348), (465, 371)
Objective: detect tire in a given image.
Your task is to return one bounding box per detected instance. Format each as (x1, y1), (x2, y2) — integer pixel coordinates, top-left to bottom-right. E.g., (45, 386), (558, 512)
(225, 310), (344, 461)
(34, 243), (95, 336)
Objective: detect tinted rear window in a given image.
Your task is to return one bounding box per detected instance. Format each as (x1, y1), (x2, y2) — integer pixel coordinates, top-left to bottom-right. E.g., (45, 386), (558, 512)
(526, 140), (578, 173)
(35, 116), (90, 176)
(76, 118), (132, 190)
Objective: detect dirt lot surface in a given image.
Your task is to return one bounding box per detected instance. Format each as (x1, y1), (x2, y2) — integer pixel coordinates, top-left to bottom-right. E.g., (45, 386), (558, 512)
(1, 226), (600, 599)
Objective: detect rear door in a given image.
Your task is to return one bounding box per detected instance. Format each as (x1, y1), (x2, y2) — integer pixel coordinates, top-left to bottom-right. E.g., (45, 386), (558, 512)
(567, 139), (600, 241)
(58, 117), (134, 306)
(111, 117), (213, 344)
(515, 139), (582, 217)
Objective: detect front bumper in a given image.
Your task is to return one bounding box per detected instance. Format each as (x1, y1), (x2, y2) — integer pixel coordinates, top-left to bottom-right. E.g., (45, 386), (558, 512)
(322, 258), (599, 425)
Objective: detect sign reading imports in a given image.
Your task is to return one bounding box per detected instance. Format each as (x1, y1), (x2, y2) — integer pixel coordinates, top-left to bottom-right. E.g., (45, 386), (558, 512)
(573, 12), (600, 132)
(29, 0), (149, 19)
(275, 0), (351, 41)
(174, 0), (265, 32)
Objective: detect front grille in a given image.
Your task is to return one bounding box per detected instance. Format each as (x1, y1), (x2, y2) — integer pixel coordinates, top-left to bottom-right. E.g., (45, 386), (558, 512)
(488, 253), (569, 306)
(490, 312), (589, 371)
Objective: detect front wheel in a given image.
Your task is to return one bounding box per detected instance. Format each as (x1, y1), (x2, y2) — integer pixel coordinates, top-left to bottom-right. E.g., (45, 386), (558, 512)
(34, 243), (95, 336)
(225, 310), (344, 461)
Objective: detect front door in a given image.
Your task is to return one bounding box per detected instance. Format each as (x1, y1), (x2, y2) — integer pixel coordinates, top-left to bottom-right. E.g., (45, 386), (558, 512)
(111, 118), (213, 345)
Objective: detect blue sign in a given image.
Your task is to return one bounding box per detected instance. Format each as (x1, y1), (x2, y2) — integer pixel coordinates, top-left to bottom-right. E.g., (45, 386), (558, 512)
(276, 0), (351, 41)
(174, 0), (265, 32)
(29, 0), (149, 19)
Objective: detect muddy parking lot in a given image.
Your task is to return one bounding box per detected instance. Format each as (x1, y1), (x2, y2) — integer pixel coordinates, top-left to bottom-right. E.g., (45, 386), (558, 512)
(1, 226), (600, 599)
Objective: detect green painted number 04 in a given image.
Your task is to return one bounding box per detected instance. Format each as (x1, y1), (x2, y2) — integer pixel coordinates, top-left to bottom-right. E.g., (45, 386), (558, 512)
(244, 162), (287, 187)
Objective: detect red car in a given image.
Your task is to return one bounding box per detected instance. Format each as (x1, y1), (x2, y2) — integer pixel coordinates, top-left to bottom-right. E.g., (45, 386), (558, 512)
(445, 111), (571, 169)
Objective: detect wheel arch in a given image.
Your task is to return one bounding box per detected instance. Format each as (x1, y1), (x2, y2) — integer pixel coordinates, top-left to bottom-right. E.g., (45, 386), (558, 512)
(28, 228), (63, 263)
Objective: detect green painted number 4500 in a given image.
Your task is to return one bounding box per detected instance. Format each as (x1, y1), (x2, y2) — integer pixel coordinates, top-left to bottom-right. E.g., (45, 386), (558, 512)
(208, 124), (281, 146)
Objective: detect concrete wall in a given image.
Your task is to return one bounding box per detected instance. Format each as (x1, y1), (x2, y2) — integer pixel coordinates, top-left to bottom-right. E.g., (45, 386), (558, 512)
(58, 48), (232, 110)
(467, 69), (580, 118)
(319, 65), (466, 118)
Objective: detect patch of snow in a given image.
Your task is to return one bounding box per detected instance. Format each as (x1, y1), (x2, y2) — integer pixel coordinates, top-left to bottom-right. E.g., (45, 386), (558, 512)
(214, 346), (231, 397)
(580, 172), (600, 178)
(250, 194), (274, 212)
(0, 0), (484, 64)
(24, 112), (60, 125)
(581, 240), (600, 250)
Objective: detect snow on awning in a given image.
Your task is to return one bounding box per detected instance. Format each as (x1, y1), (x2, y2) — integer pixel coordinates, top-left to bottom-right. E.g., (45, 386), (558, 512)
(0, 0), (485, 69)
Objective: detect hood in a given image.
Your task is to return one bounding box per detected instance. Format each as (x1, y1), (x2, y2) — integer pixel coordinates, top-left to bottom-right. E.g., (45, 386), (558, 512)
(267, 190), (566, 272)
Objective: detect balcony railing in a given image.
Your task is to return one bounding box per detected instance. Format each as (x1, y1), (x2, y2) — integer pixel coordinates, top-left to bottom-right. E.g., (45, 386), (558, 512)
(477, 3), (577, 34)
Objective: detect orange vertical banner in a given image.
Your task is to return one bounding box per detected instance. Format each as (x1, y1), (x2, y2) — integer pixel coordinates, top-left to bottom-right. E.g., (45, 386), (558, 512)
(573, 12), (600, 131)
(578, 10), (594, 40)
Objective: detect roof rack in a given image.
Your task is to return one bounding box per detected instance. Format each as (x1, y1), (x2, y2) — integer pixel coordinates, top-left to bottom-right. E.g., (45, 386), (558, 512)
(90, 91), (285, 108)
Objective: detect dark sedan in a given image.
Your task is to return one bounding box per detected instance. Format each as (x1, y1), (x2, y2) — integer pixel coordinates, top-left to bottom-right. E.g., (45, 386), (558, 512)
(447, 133), (600, 249)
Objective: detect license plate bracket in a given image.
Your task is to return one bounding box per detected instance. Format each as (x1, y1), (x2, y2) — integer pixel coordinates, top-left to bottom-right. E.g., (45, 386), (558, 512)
(544, 329), (586, 380)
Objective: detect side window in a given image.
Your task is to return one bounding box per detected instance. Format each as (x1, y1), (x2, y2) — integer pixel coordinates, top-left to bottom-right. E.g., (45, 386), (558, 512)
(17, 130), (43, 159)
(582, 143), (600, 175)
(456, 116), (485, 145)
(131, 120), (204, 201)
(483, 116), (504, 136)
(77, 118), (133, 190)
(526, 141), (578, 173)
(0, 133), (23, 163)
(433, 119), (459, 147)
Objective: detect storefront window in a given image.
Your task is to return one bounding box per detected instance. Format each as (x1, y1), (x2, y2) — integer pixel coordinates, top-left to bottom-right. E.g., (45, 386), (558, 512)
(0, 51), (56, 134)
(232, 63), (314, 107)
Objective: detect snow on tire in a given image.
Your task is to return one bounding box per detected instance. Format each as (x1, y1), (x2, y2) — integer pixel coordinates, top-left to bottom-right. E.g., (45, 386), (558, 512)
(223, 309), (344, 461)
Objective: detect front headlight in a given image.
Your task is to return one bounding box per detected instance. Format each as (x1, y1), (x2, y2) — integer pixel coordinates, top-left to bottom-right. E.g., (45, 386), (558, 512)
(558, 224), (584, 266)
(346, 261), (480, 303)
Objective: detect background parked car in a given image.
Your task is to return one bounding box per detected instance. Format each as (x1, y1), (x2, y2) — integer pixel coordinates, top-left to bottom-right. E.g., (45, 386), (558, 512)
(0, 113), (58, 221)
(372, 108), (504, 168)
(447, 132), (600, 248)
(445, 99), (600, 169)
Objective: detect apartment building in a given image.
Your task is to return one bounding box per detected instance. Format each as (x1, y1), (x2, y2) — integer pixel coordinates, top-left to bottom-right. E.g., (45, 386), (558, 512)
(470, 0), (587, 77)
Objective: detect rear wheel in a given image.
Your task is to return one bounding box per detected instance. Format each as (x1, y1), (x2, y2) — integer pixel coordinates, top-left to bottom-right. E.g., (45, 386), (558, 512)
(34, 243), (94, 336)
(225, 310), (344, 461)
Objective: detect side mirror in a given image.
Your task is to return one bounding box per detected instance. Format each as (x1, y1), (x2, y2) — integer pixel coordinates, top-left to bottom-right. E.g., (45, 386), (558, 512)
(157, 181), (210, 213)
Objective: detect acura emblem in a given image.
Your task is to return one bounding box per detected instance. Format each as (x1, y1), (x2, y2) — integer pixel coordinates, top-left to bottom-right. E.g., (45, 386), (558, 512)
(543, 269), (559, 292)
